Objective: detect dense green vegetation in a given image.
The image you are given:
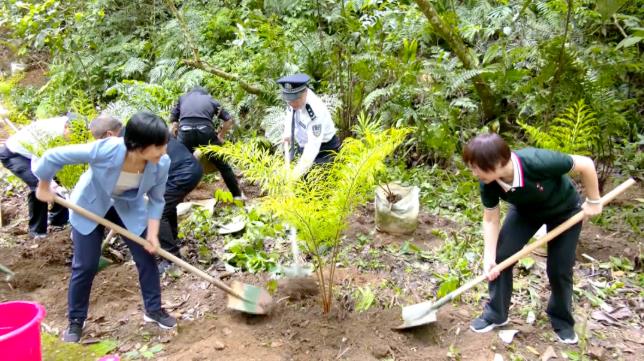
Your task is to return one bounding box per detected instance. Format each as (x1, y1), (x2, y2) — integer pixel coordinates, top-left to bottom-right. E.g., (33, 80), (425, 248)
(1, 0), (641, 176)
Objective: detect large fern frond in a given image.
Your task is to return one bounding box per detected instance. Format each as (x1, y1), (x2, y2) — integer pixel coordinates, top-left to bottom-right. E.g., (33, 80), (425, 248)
(519, 100), (599, 155)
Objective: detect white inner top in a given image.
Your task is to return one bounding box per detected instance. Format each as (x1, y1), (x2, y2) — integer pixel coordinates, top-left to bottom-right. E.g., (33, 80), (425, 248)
(112, 171), (142, 195)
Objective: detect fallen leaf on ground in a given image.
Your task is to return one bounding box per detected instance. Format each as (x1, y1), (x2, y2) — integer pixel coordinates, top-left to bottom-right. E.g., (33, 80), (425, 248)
(610, 307), (632, 320)
(498, 329), (519, 344)
(526, 345), (539, 355)
(526, 311), (536, 325)
(541, 346), (557, 361)
(591, 310), (617, 324)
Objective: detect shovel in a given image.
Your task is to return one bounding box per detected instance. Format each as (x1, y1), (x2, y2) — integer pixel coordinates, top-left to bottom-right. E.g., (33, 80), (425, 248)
(395, 178), (636, 330)
(54, 196), (273, 315)
(0, 263), (15, 281)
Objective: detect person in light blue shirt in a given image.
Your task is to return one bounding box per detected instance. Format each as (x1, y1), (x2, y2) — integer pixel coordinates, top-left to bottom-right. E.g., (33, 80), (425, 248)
(33, 112), (177, 343)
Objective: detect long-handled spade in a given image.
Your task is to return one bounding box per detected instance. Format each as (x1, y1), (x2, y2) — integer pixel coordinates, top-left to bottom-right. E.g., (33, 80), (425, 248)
(395, 178), (636, 330)
(54, 196), (273, 315)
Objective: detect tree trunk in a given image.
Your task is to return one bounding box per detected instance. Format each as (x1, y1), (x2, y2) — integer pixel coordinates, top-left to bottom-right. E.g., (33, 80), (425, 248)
(414, 0), (498, 121)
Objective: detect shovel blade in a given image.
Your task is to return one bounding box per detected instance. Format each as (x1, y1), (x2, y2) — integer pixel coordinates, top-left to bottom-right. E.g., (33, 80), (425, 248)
(393, 309), (438, 330)
(227, 281), (273, 315)
(401, 300), (434, 321)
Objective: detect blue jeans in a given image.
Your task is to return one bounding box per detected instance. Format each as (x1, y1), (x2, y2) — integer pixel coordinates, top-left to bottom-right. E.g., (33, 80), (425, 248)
(68, 207), (161, 321)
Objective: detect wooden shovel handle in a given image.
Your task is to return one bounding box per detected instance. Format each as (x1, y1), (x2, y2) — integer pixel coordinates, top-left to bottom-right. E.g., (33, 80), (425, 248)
(53, 196), (249, 302)
(429, 178), (636, 311)
(492, 177), (636, 274)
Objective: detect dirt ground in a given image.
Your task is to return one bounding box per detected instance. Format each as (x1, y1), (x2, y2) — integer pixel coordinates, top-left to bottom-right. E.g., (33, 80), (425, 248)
(1, 180), (642, 361)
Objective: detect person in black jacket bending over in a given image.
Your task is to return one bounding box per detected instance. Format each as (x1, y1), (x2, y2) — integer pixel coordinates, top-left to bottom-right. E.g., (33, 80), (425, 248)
(90, 114), (203, 273)
(169, 87), (242, 200)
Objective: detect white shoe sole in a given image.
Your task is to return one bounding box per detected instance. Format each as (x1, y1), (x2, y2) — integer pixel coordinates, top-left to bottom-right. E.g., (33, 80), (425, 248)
(143, 314), (176, 330)
(556, 333), (579, 344)
(470, 319), (509, 333)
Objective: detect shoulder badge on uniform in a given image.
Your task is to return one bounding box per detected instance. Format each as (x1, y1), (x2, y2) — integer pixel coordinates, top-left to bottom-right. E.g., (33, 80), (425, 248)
(305, 104), (317, 121)
(312, 123), (322, 137)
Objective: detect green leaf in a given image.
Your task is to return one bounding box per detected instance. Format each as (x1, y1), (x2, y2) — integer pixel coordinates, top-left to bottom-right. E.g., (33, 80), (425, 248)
(87, 339), (118, 355)
(354, 286), (376, 312)
(148, 344), (164, 353)
(437, 276), (459, 298)
(616, 36), (642, 49)
(595, 0), (627, 20)
(519, 257), (536, 270)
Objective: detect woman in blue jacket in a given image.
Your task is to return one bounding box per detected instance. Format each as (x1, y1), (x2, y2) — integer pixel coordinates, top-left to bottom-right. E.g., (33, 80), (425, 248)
(33, 112), (176, 343)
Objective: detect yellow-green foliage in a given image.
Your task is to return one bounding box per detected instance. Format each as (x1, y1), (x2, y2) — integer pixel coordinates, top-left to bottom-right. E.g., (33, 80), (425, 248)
(42, 332), (117, 360)
(519, 100), (599, 155)
(204, 123), (412, 312)
(0, 74), (30, 126)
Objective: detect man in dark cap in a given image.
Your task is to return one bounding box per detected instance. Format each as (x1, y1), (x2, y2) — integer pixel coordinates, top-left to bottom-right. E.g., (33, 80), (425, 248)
(170, 87), (243, 200)
(277, 73), (340, 178)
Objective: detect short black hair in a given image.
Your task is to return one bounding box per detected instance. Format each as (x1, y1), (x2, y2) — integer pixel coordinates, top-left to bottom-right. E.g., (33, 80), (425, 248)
(124, 112), (169, 151)
(462, 133), (511, 172)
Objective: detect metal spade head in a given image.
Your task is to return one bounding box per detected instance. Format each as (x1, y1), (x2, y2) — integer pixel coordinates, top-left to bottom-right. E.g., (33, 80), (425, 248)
(227, 280), (274, 315)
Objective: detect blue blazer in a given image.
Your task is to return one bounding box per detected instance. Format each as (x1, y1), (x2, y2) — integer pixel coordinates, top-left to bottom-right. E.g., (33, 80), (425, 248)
(32, 137), (170, 236)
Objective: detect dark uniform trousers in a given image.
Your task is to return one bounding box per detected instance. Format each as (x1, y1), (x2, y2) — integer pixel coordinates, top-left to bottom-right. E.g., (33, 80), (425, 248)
(69, 207), (161, 321)
(0, 146), (68, 234)
(483, 205), (582, 331)
(158, 175), (201, 256)
(177, 124), (241, 197)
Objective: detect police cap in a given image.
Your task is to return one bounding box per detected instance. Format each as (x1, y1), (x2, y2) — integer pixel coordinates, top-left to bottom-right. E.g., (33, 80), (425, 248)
(277, 73), (310, 101)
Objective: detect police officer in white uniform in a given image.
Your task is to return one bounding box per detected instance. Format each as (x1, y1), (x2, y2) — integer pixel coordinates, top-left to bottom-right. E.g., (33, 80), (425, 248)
(277, 73), (340, 178)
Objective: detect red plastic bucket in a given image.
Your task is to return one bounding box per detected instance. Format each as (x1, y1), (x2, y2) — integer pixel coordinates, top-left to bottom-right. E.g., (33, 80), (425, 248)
(0, 301), (47, 361)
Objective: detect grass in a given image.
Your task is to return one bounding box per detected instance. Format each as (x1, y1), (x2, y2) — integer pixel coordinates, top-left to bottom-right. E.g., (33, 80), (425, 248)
(42, 332), (117, 361)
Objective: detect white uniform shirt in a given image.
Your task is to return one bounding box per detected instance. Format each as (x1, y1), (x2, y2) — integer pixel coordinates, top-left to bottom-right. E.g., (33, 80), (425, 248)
(282, 89), (336, 176)
(6, 116), (69, 158)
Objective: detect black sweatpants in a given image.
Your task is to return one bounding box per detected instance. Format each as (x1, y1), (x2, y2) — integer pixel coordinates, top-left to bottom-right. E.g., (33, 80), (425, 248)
(0, 146), (68, 234)
(159, 184), (200, 256)
(177, 125), (241, 197)
(482, 205), (582, 331)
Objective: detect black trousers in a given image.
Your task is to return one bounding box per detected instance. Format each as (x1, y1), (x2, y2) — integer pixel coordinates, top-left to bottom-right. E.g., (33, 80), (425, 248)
(177, 125), (241, 197)
(0, 146), (68, 234)
(482, 205), (582, 331)
(159, 178), (201, 256)
(69, 208), (161, 321)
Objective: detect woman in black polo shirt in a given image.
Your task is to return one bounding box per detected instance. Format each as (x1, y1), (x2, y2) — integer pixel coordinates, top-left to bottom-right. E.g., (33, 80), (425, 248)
(462, 133), (602, 344)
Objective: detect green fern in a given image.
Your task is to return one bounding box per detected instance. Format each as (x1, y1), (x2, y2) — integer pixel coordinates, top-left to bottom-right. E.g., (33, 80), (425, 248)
(519, 99), (599, 155)
(202, 126), (412, 313)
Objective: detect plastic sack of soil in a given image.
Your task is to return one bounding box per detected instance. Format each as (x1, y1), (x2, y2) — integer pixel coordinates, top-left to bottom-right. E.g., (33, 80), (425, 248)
(375, 183), (420, 235)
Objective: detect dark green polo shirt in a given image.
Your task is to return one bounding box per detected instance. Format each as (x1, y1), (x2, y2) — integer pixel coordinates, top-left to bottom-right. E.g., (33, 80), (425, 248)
(480, 148), (580, 219)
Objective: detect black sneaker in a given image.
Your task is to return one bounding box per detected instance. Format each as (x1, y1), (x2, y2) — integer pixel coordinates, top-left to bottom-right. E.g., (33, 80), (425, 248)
(63, 318), (84, 343)
(555, 328), (578, 344)
(470, 316), (509, 333)
(144, 308), (177, 329)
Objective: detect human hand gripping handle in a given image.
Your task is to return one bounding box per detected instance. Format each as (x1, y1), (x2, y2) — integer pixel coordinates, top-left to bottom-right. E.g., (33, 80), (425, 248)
(486, 178), (636, 282)
(35, 180), (56, 203)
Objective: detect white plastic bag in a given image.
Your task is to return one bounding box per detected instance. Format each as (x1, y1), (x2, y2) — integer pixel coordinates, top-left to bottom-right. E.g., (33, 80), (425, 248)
(375, 183), (420, 235)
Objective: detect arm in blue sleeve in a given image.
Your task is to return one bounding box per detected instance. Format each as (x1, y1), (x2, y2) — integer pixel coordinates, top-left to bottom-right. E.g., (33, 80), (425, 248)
(146, 157), (170, 220)
(32, 142), (96, 181)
